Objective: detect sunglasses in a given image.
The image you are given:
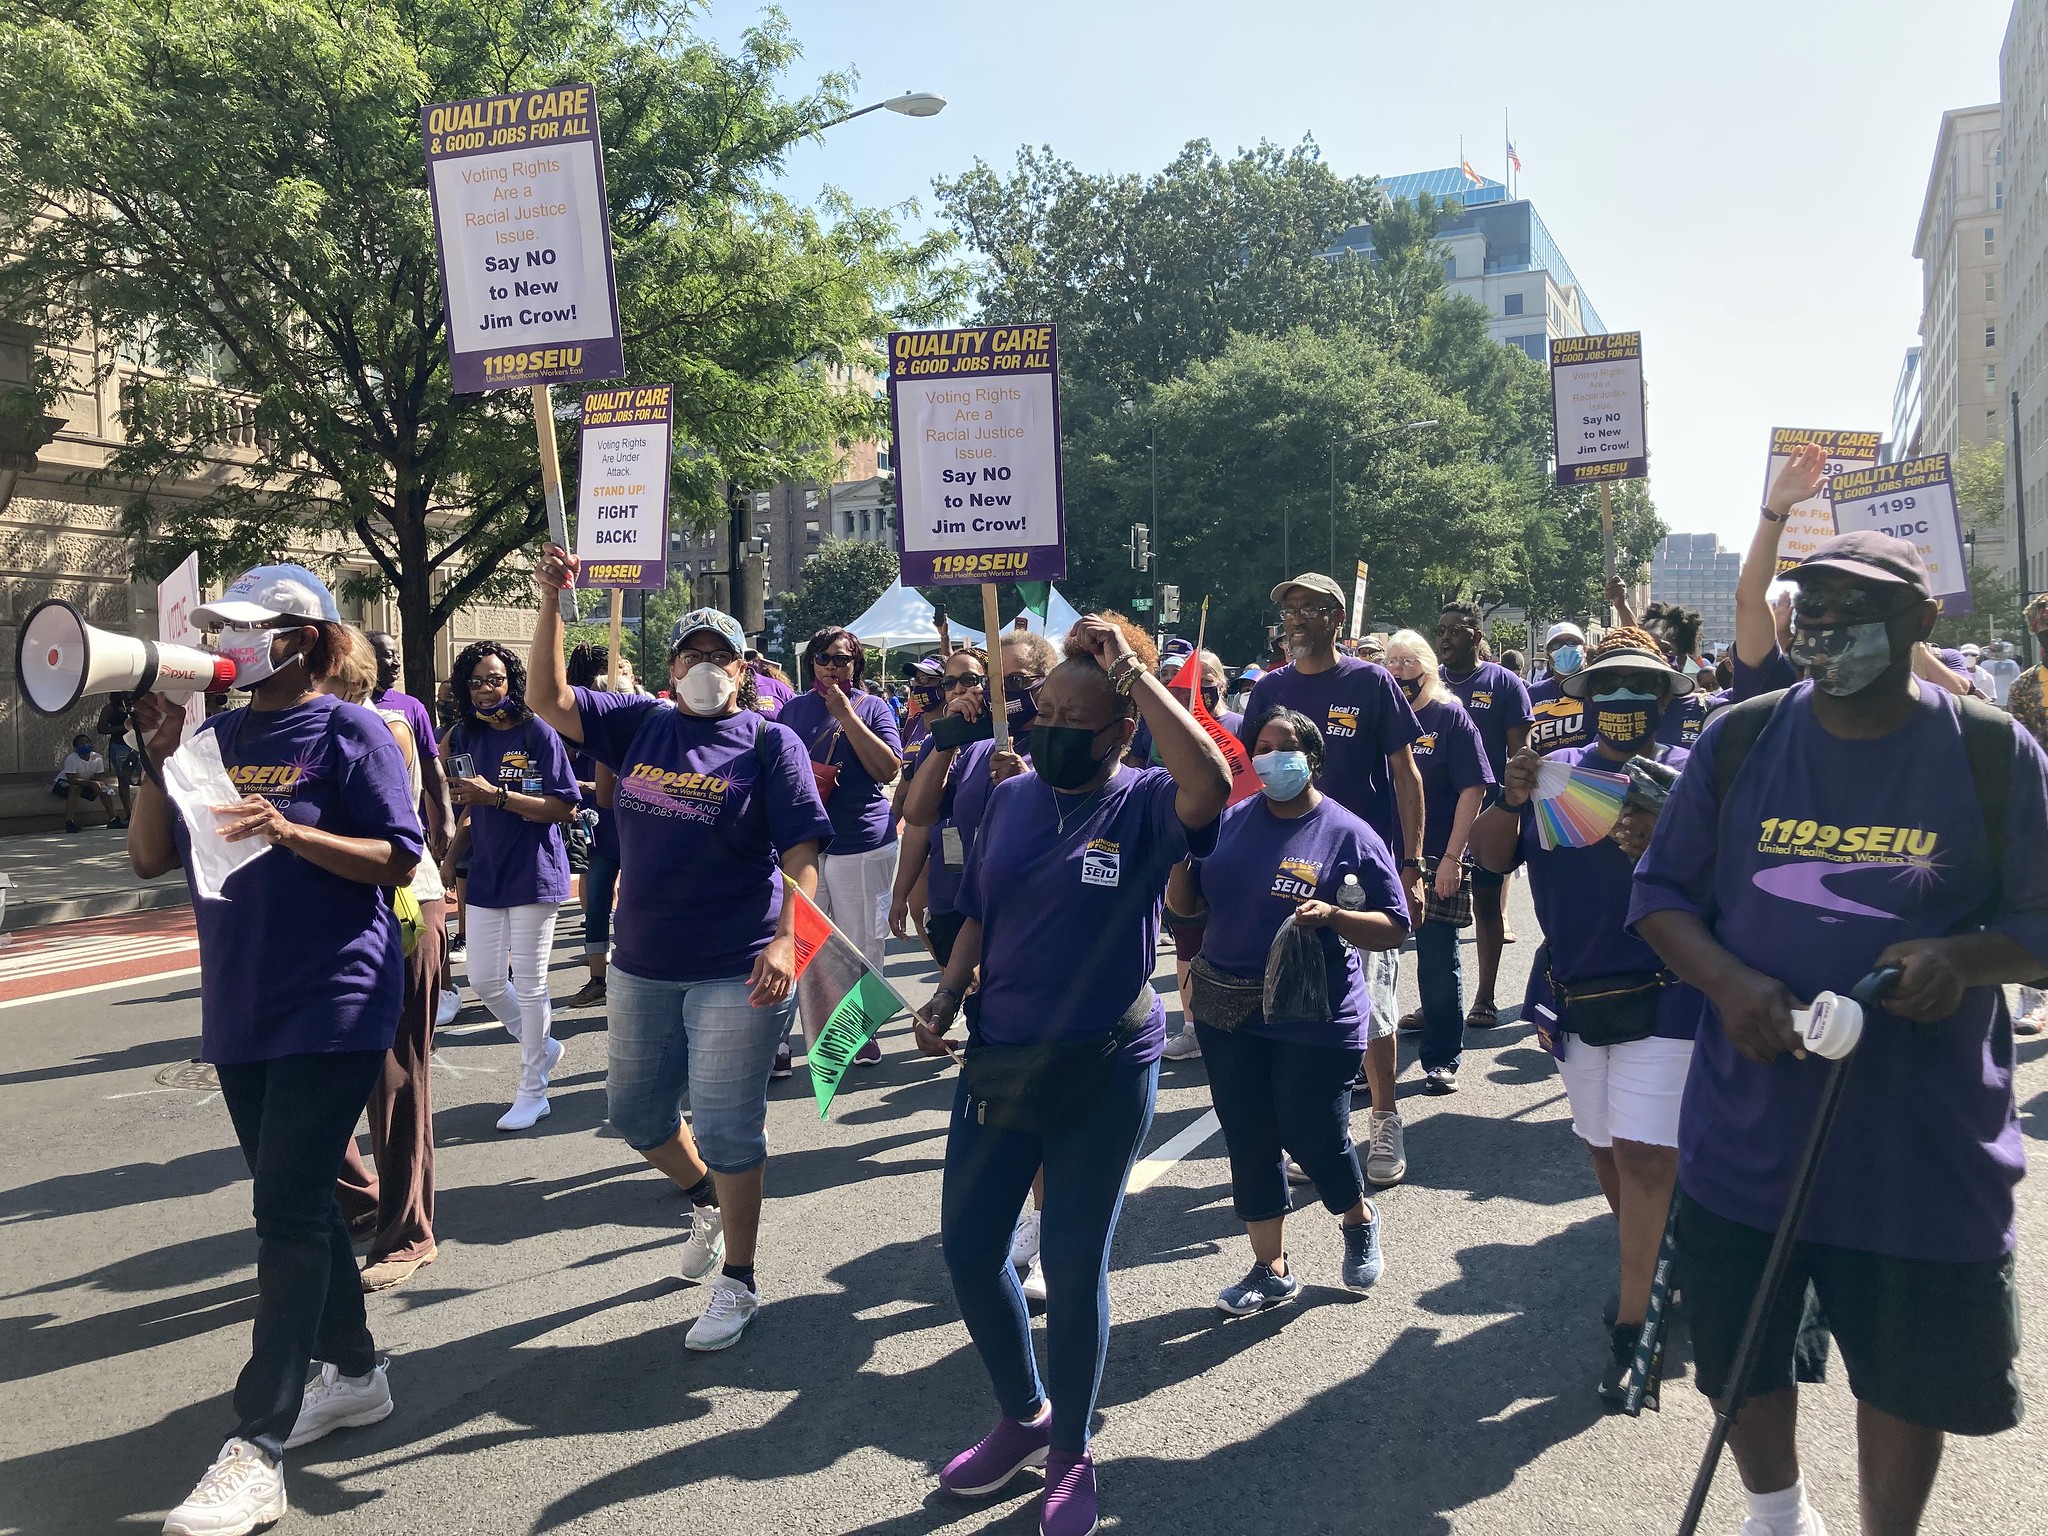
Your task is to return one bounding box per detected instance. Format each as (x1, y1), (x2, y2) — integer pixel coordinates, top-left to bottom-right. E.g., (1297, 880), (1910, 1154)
(1791, 588), (1918, 625)
(941, 674), (986, 692)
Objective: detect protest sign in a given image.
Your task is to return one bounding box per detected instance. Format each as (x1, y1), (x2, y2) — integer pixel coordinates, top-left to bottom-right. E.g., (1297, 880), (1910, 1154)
(1761, 428), (1883, 575)
(574, 385), (672, 590)
(422, 85), (624, 394)
(157, 553), (206, 737)
(1550, 332), (1647, 487)
(889, 325), (1065, 586)
(1351, 561), (1369, 638)
(1826, 454), (1973, 615)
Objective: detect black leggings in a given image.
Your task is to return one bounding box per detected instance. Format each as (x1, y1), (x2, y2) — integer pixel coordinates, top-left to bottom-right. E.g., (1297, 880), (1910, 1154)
(1195, 1023), (1363, 1222)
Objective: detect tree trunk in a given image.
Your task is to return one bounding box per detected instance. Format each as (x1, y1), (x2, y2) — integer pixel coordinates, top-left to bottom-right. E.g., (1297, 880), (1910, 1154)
(393, 487), (439, 714)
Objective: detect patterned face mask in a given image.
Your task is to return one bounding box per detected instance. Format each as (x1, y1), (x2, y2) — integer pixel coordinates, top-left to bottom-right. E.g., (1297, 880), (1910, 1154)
(1788, 621), (1896, 698)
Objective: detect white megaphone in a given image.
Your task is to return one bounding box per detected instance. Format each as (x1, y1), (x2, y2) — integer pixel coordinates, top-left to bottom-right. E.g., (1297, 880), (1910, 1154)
(13, 599), (236, 717)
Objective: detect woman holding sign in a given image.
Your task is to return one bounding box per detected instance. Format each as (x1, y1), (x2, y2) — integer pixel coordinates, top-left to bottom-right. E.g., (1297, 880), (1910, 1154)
(914, 614), (1229, 1536)
(527, 546), (833, 1354)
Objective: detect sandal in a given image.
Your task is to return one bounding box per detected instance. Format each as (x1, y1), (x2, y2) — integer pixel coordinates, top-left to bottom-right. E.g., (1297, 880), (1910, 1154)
(1465, 1002), (1500, 1029)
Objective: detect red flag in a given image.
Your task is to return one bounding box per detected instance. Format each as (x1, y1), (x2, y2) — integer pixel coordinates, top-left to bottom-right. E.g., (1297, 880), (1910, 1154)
(1167, 654), (1260, 805)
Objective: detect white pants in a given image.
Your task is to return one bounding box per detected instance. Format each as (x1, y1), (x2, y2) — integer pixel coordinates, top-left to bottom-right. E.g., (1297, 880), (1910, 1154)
(1556, 1034), (1693, 1149)
(805, 841), (899, 1040)
(467, 902), (560, 1095)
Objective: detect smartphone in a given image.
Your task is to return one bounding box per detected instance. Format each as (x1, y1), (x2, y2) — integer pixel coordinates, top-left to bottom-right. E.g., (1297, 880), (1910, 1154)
(450, 752), (475, 778)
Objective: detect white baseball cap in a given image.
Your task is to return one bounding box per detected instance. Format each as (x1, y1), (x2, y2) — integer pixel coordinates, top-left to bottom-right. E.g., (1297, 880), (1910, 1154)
(194, 564), (342, 627)
(1544, 622), (1586, 648)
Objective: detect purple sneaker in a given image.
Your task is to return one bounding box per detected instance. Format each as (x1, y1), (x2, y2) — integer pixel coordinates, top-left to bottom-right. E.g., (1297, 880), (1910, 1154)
(939, 1407), (1050, 1497)
(1041, 1449), (1098, 1536)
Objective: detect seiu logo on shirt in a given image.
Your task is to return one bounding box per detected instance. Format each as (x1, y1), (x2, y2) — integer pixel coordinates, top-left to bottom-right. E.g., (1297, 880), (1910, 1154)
(1530, 698), (1584, 751)
(1325, 704), (1359, 739)
(497, 750), (542, 796)
(619, 763), (732, 825)
(1470, 690), (1494, 711)
(1081, 837), (1122, 888)
(1271, 856), (1321, 901)
(229, 764), (305, 792)
(1412, 731), (1438, 758)
(1750, 815), (1941, 922)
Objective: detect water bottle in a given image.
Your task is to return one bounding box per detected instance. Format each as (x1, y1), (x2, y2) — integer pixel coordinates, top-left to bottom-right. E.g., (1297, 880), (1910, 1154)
(1791, 991), (1864, 1060)
(1336, 873), (1367, 912)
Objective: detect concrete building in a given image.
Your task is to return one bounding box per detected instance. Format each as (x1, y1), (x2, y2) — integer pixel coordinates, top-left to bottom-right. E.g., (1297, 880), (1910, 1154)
(1885, 346), (1923, 462)
(1649, 532), (1739, 653)
(1333, 168), (1605, 359)
(2005, 3), (2048, 596)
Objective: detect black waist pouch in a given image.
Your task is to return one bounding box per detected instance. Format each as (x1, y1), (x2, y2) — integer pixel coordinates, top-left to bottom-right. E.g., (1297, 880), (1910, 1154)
(1557, 969), (1669, 1047)
(962, 986), (1157, 1132)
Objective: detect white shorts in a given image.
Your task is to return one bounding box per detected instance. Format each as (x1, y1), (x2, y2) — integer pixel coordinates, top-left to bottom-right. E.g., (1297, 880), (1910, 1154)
(1556, 1034), (1693, 1149)
(1363, 946), (1399, 1043)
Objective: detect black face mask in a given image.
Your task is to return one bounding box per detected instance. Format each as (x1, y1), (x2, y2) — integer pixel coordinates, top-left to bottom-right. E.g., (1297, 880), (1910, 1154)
(1397, 675), (1422, 701)
(1006, 685), (1041, 731)
(1029, 723), (1113, 790)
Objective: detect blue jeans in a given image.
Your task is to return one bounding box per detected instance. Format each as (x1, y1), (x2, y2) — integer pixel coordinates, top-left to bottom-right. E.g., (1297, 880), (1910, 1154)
(940, 1060), (1157, 1454)
(583, 850), (620, 954)
(1416, 919), (1465, 1073)
(1195, 1024), (1363, 1221)
(218, 1050), (386, 1460)
(605, 965), (793, 1171)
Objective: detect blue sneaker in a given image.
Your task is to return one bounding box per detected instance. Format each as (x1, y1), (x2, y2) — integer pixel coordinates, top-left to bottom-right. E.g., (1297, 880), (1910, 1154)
(1216, 1260), (1301, 1316)
(1341, 1203), (1384, 1290)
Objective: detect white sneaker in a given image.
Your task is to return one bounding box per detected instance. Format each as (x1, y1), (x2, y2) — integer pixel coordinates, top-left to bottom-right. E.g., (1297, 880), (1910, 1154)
(1020, 1256), (1048, 1304)
(163, 1440), (284, 1536)
(685, 1273), (759, 1351)
(679, 1205), (725, 1281)
(541, 1034), (564, 1087)
(1009, 1207), (1043, 1272)
(1161, 1024), (1202, 1060)
(284, 1360), (392, 1450)
(435, 988), (460, 1026)
(1365, 1110), (1407, 1187)
(1285, 1157), (1311, 1185)
(495, 1092), (550, 1132)
(1741, 1502), (1830, 1536)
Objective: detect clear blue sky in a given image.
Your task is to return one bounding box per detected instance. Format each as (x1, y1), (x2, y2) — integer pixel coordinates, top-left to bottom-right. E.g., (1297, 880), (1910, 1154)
(704, 0), (2012, 558)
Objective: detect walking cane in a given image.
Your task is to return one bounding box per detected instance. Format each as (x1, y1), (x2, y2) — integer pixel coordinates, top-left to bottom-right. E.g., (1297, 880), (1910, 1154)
(1673, 965), (1903, 1536)
(1622, 1190), (1681, 1416)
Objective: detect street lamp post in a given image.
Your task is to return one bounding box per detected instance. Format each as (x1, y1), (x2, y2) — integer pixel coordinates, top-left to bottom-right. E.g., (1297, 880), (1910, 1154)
(816, 92), (947, 131)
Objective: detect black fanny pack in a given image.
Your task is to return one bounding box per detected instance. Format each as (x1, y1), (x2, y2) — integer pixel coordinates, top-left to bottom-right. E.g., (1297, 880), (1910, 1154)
(961, 985), (1157, 1132)
(1186, 954), (1262, 1031)
(1554, 968), (1670, 1047)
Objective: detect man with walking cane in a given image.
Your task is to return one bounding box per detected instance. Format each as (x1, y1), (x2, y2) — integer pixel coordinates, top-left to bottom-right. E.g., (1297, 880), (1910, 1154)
(1629, 531), (2048, 1536)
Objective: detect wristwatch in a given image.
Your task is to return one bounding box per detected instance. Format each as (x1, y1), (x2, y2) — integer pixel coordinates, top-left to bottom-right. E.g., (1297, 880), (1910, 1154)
(1759, 503), (1790, 524)
(1399, 858), (1424, 874)
(1482, 783), (1510, 814)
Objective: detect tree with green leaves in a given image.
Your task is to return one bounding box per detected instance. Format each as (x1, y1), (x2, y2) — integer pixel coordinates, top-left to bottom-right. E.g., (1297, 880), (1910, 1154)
(0, 0), (960, 697)
(1932, 439), (2027, 646)
(775, 537), (900, 667)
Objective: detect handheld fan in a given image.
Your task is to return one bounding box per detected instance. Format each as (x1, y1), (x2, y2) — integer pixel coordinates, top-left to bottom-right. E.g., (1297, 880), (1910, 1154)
(1531, 758), (1630, 850)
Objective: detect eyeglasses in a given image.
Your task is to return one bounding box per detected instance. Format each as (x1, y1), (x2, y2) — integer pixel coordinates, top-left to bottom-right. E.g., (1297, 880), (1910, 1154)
(941, 674), (986, 692)
(677, 648), (739, 670)
(815, 652), (857, 668)
(1003, 672), (1041, 694)
(1384, 655), (1424, 672)
(1791, 587), (1916, 625)
(1435, 623), (1476, 638)
(466, 674), (509, 691)
(1278, 602), (1338, 620)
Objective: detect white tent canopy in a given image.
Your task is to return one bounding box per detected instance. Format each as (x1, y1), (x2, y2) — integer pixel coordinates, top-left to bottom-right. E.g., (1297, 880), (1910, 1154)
(1005, 584), (1086, 641)
(843, 580), (983, 651)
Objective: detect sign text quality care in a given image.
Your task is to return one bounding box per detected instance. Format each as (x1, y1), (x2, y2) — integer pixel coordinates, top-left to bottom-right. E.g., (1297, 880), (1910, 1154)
(890, 325), (1066, 585)
(1550, 332), (1648, 487)
(574, 385), (673, 590)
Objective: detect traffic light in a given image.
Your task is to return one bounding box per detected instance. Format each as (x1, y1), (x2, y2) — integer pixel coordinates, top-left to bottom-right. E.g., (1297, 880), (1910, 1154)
(1130, 524), (1151, 570)
(1160, 584), (1180, 624)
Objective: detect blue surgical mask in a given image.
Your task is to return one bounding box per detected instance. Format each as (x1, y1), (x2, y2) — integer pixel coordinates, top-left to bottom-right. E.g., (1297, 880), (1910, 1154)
(1551, 644), (1583, 676)
(1589, 687), (1659, 749)
(1253, 750), (1313, 801)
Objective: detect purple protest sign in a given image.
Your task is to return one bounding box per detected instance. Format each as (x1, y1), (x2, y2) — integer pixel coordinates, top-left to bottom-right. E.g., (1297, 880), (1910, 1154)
(574, 385), (672, 590)
(421, 86), (625, 394)
(889, 325), (1066, 586)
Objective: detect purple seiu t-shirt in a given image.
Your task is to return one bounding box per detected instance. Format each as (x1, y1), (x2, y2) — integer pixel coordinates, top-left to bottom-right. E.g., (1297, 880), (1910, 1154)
(182, 696), (424, 1065)
(1628, 682), (2048, 1261)
(1194, 796), (1407, 1051)
(450, 716), (578, 908)
(1244, 658), (1421, 857)
(1408, 696), (1494, 862)
(777, 688), (902, 855)
(960, 764), (1217, 1065)
(1503, 743), (1700, 1043)
(1654, 690), (1710, 749)
(1528, 675), (1589, 755)
(370, 688), (438, 779)
(1733, 645), (1798, 701)
(926, 737), (1025, 918)
(1441, 660), (1532, 778)
(574, 689), (835, 983)
(748, 667), (794, 718)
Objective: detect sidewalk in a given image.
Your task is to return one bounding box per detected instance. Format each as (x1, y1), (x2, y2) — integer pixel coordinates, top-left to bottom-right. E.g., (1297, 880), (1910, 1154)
(0, 829), (187, 933)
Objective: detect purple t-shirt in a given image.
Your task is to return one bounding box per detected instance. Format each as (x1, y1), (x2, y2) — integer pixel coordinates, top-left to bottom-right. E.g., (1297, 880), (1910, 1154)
(1408, 696), (1493, 861)
(1441, 660), (1532, 778)
(960, 764), (1217, 1064)
(370, 688), (438, 777)
(1195, 796), (1407, 1050)
(1527, 675), (1589, 755)
(574, 690), (835, 983)
(1244, 658), (1421, 856)
(1733, 645), (1798, 700)
(777, 688), (902, 855)
(1628, 683), (2048, 1261)
(1654, 690), (1710, 749)
(183, 696), (424, 1065)
(450, 717), (578, 908)
(748, 667), (794, 718)
(927, 736), (1023, 917)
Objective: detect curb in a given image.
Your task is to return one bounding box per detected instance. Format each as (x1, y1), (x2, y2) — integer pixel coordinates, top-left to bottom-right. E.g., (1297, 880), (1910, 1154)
(4, 884), (193, 933)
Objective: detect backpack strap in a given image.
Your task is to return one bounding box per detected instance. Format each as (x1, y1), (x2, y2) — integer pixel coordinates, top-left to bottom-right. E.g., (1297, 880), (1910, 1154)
(1955, 693), (2013, 920)
(1710, 688), (1793, 804)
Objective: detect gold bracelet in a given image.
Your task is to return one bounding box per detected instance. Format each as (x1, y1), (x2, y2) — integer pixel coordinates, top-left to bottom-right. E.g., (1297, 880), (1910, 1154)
(1107, 653), (1143, 696)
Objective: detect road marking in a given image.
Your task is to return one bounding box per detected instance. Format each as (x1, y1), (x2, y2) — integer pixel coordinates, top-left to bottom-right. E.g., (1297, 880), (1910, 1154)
(1125, 1109), (1221, 1195)
(0, 965), (200, 1011)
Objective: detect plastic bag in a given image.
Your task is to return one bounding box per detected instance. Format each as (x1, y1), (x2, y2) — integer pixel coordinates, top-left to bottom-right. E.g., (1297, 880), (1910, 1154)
(1263, 920), (1332, 1026)
(161, 730), (273, 900)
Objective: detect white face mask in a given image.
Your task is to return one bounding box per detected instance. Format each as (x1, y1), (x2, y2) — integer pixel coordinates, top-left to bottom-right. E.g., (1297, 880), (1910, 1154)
(217, 623), (297, 690)
(677, 662), (738, 716)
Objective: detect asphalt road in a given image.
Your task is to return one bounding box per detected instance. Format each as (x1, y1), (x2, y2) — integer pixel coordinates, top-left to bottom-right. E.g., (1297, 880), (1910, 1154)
(3, 881), (2045, 1536)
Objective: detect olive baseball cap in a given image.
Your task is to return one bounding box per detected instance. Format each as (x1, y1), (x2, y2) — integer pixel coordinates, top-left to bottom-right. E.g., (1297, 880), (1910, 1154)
(1269, 573), (1347, 609)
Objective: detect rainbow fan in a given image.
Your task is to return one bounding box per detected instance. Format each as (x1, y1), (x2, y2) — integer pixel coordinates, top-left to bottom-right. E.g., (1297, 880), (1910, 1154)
(1531, 758), (1630, 850)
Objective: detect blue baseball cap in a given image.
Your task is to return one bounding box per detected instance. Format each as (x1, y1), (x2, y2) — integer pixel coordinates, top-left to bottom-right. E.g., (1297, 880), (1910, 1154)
(194, 564), (341, 626)
(668, 608), (747, 655)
